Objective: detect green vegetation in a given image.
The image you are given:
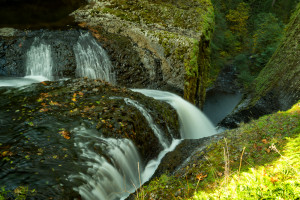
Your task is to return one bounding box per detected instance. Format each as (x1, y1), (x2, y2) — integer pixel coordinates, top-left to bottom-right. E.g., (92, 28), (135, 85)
(135, 102), (300, 199)
(209, 0), (297, 88)
(251, 2), (300, 103)
(0, 186), (36, 200)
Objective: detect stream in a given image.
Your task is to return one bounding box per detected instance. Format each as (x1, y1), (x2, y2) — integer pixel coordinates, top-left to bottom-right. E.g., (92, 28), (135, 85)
(0, 22), (241, 200)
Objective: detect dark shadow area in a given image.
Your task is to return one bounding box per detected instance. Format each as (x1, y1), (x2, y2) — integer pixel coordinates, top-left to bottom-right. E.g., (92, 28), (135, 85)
(0, 0), (86, 29)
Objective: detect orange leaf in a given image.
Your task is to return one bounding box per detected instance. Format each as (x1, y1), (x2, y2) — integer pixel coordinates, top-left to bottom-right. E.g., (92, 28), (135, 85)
(253, 143), (257, 150)
(262, 139), (268, 144)
(39, 108), (49, 112)
(2, 151), (9, 157)
(196, 173), (207, 181)
(78, 22), (87, 28)
(41, 81), (47, 86)
(59, 130), (71, 140)
(270, 176), (279, 184)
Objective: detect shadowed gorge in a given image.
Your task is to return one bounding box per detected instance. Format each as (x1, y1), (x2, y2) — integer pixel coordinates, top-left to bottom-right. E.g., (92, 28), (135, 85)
(0, 0), (86, 29)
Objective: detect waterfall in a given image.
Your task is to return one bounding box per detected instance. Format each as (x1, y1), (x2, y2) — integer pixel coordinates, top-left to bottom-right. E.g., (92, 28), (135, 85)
(132, 89), (217, 139)
(25, 39), (53, 81)
(124, 98), (169, 149)
(73, 33), (115, 84)
(69, 90), (216, 200)
(69, 126), (142, 200)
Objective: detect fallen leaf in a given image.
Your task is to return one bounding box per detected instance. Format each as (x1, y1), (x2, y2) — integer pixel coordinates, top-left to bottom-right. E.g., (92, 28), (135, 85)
(78, 22), (87, 28)
(270, 176), (279, 184)
(59, 130), (71, 140)
(196, 173), (207, 181)
(262, 139), (268, 144)
(2, 151), (9, 157)
(39, 108), (49, 112)
(253, 143), (257, 150)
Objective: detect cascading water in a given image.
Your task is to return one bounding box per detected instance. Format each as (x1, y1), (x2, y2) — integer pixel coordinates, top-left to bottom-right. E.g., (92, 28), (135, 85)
(25, 39), (53, 81)
(132, 89), (216, 139)
(73, 33), (115, 84)
(69, 91), (217, 200)
(124, 98), (169, 149)
(69, 126), (142, 200)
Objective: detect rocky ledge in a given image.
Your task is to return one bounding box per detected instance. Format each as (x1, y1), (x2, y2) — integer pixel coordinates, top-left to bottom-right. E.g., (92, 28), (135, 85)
(71, 0), (214, 107)
(0, 78), (180, 199)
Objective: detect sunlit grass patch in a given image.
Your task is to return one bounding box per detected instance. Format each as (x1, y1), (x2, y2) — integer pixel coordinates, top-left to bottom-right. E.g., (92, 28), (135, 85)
(193, 102), (300, 200)
(136, 102), (300, 199)
(194, 135), (300, 199)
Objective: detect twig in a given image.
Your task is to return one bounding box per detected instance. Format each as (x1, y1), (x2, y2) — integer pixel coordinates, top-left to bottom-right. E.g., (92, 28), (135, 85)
(238, 147), (246, 177)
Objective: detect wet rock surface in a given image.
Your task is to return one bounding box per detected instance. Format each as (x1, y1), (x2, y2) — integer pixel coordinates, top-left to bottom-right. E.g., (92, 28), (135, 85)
(0, 29), (85, 78)
(72, 0), (214, 106)
(0, 78), (180, 199)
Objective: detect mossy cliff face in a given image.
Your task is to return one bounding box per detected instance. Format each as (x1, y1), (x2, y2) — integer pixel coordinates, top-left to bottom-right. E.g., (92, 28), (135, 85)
(221, 3), (300, 127)
(72, 0), (214, 107)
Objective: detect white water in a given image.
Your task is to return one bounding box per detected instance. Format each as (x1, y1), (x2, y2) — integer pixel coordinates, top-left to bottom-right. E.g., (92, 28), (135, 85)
(69, 126), (142, 200)
(73, 33), (115, 84)
(132, 89), (217, 139)
(141, 139), (181, 181)
(25, 41), (53, 81)
(70, 90), (217, 200)
(124, 98), (169, 149)
(0, 76), (48, 87)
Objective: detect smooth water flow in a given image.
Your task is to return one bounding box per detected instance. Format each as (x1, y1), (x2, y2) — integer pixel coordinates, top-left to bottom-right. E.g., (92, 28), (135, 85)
(25, 40), (53, 81)
(69, 126), (142, 200)
(132, 89), (217, 139)
(124, 98), (169, 149)
(73, 33), (115, 83)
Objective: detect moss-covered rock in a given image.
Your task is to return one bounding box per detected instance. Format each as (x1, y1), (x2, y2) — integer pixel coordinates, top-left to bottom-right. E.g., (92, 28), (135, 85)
(72, 0), (214, 107)
(0, 78), (180, 199)
(135, 102), (300, 199)
(221, 3), (300, 127)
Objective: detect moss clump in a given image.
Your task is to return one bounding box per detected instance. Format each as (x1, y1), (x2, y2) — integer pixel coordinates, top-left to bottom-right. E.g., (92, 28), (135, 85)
(136, 102), (300, 199)
(92, 0), (213, 32)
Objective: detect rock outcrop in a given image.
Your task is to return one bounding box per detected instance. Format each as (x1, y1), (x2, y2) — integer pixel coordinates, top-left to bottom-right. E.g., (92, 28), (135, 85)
(221, 3), (300, 127)
(72, 0), (214, 107)
(0, 78), (180, 199)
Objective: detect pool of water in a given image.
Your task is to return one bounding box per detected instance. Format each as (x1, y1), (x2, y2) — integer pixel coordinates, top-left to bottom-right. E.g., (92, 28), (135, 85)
(203, 91), (242, 126)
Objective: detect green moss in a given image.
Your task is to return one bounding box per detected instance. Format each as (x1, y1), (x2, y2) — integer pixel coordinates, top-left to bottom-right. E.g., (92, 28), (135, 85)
(86, 0), (215, 107)
(136, 102), (300, 199)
